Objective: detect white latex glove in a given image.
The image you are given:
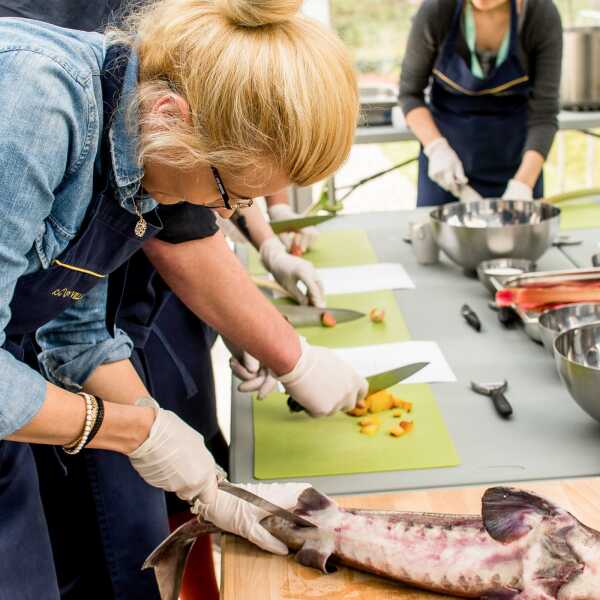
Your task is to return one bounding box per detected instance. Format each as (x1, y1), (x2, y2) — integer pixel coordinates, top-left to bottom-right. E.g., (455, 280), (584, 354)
(259, 237), (325, 308)
(502, 178), (533, 200)
(268, 203), (319, 254)
(459, 184), (483, 203)
(196, 482), (310, 555)
(222, 338), (277, 399)
(424, 137), (467, 197)
(279, 337), (369, 417)
(128, 398), (218, 506)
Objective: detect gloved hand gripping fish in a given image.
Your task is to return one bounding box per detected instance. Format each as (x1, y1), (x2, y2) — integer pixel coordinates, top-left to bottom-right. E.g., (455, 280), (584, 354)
(144, 486), (600, 600)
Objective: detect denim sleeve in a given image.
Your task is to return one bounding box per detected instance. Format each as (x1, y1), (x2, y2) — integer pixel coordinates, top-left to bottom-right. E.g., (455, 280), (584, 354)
(36, 279), (134, 392)
(0, 50), (92, 437)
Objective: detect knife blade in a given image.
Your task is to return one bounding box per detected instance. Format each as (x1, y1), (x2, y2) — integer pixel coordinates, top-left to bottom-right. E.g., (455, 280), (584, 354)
(270, 214), (335, 234)
(276, 304), (365, 327)
(218, 481), (317, 528)
(287, 361), (429, 413)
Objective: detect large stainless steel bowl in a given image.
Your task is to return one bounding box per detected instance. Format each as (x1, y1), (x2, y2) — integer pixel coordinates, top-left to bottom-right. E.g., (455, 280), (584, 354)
(554, 323), (600, 422)
(539, 303), (600, 354)
(430, 200), (561, 272)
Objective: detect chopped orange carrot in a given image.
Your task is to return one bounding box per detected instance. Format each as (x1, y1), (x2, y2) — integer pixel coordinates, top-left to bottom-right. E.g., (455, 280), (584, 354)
(320, 311), (337, 328)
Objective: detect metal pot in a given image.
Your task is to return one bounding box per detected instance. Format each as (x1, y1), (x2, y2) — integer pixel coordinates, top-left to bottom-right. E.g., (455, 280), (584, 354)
(561, 27), (600, 110)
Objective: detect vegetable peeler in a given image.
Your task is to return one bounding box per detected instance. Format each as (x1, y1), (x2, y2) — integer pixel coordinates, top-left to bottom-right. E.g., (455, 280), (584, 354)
(470, 380), (513, 419)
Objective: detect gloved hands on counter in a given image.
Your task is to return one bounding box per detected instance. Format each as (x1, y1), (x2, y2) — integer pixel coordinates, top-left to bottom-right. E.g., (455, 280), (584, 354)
(196, 482), (311, 555)
(260, 237), (325, 307)
(268, 203), (319, 254)
(227, 337), (368, 417)
(424, 137), (467, 197)
(227, 344), (278, 400)
(502, 178), (533, 200)
(458, 184), (482, 203)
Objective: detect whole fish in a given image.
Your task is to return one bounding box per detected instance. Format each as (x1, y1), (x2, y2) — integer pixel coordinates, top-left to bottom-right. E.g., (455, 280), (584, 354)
(144, 486), (600, 600)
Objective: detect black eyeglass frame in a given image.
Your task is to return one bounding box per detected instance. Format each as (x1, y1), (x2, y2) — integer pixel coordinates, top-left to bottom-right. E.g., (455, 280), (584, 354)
(210, 166), (253, 210)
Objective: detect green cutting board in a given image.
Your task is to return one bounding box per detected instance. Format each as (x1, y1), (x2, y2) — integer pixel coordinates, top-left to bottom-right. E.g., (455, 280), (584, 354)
(560, 201), (600, 231)
(276, 290), (410, 348)
(249, 228), (377, 274)
(253, 384), (460, 479)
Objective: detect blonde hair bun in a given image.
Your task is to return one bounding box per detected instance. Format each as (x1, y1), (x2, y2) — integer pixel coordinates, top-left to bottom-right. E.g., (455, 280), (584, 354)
(215, 0), (302, 27)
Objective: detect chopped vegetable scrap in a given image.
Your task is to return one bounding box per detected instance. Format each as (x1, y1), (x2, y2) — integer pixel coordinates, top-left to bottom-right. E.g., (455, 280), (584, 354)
(347, 391), (415, 438)
(369, 307), (386, 323)
(320, 311), (337, 328)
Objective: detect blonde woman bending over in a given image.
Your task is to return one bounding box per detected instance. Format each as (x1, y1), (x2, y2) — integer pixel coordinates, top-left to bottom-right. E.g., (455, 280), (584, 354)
(0, 1), (364, 598)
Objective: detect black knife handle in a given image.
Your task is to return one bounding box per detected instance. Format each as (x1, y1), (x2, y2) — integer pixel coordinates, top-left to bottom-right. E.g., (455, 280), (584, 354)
(490, 390), (513, 418)
(497, 306), (519, 327)
(461, 304), (481, 332)
(287, 397), (306, 413)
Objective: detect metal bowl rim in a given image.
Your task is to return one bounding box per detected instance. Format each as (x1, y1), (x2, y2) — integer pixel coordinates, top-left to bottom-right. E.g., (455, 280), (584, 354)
(430, 200), (561, 230)
(539, 302), (600, 331)
(553, 322), (600, 372)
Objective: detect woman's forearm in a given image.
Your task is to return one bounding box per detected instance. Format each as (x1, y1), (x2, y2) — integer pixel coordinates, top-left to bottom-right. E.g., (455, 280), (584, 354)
(513, 150), (545, 189)
(6, 381), (154, 454)
(405, 107), (444, 147)
(83, 359), (150, 405)
(143, 231), (301, 375)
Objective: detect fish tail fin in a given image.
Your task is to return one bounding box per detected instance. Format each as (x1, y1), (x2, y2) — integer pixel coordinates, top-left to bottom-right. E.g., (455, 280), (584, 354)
(482, 487), (584, 598)
(143, 517), (220, 600)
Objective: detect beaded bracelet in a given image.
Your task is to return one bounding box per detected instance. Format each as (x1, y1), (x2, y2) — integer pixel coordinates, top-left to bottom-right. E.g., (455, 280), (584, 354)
(83, 396), (105, 449)
(63, 392), (97, 455)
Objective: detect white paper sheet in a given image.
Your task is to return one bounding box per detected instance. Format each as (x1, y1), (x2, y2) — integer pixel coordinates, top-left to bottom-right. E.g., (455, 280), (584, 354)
(333, 341), (456, 384)
(316, 263), (415, 295)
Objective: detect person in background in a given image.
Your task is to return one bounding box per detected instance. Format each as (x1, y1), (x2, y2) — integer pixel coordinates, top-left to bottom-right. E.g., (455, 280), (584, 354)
(399, 0), (562, 206)
(0, 2), (366, 600)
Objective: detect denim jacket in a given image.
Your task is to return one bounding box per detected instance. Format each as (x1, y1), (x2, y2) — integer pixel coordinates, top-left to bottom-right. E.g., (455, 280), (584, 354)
(0, 18), (157, 437)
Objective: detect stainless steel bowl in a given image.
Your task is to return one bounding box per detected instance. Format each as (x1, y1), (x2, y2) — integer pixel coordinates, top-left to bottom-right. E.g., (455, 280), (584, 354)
(540, 303), (600, 354)
(554, 323), (600, 422)
(476, 258), (537, 294)
(430, 200), (561, 272)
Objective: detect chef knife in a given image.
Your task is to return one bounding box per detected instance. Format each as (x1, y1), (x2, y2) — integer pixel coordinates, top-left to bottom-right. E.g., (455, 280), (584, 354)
(276, 304), (365, 327)
(270, 214), (335, 234)
(218, 481), (318, 528)
(287, 361), (429, 413)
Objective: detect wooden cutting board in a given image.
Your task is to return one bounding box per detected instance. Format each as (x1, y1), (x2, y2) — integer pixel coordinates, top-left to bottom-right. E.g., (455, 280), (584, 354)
(220, 478), (600, 600)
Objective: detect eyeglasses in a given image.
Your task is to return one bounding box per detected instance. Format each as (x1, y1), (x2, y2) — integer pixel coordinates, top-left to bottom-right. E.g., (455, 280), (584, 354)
(209, 167), (253, 210)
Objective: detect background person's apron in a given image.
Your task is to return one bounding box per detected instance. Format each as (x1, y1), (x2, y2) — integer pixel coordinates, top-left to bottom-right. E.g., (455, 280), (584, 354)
(0, 45), (167, 600)
(417, 0), (543, 207)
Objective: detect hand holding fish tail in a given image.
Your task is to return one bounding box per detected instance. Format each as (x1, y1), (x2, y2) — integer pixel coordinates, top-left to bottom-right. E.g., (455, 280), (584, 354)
(194, 482), (311, 555)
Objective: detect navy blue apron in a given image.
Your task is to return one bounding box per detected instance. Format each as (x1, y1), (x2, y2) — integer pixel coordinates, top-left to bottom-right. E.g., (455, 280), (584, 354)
(0, 45), (168, 600)
(417, 0), (543, 206)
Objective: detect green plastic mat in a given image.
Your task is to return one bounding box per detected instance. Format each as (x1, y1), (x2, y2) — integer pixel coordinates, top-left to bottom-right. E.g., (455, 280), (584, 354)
(560, 201), (600, 231)
(276, 290), (410, 348)
(253, 384), (460, 479)
(249, 228), (377, 274)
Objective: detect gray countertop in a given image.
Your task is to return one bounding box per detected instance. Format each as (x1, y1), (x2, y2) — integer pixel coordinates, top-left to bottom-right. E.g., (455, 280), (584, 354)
(355, 111), (600, 145)
(230, 212), (600, 495)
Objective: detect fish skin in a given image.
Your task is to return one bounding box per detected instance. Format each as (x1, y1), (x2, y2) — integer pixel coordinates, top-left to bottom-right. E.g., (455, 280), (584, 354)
(144, 486), (600, 600)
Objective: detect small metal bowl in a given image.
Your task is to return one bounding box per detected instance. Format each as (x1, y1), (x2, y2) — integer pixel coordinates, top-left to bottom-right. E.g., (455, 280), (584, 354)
(430, 200), (560, 272)
(539, 303), (600, 354)
(476, 258), (537, 295)
(554, 323), (600, 422)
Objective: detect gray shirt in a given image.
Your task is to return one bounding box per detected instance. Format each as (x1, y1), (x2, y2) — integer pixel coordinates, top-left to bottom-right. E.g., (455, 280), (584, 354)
(399, 0), (563, 158)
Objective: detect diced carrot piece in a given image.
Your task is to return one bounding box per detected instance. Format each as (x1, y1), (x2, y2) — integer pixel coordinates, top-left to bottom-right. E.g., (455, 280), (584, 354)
(346, 406), (368, 417)
(392, 410), (403, 418)
(401, 401), (413, 413)
(320, 311), (337, 328)
(369, 307), (386, 323)
(400, 420), (414, 433)
(389, 425), (406, 437)
(360, 423), (379, 436)
(358, 415), (381, 427)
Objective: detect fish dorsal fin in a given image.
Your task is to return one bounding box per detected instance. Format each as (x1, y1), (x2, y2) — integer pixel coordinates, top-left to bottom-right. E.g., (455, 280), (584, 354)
(482, 487), (560, 543)
(295, 487), (335, 515)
